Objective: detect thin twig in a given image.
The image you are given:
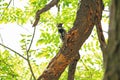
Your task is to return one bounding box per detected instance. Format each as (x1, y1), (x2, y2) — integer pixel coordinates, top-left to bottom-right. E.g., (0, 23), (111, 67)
(0, 34), (4, 44)
(80, 58), (89, 71)
(0, 0), (12, 19)
(80, 58), (93, 78)
(26, 27), (36, 80)
(26, 53), (36, 80)
(27, 27), (36, 53)
(6, 0), (12, 8)
(0, 43), (27, 60)
(56, 1), (60, 16)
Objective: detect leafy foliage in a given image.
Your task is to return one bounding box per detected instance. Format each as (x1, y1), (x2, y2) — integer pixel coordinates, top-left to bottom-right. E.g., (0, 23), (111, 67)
(103, 0), (111, 6)
(0, 50), (24, 79)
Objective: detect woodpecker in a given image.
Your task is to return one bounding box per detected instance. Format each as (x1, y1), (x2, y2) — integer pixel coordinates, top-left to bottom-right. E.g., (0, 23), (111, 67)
(57, 23), (66, 42)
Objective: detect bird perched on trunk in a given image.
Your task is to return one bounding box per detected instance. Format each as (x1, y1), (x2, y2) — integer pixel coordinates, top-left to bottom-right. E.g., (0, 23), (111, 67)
(57, 23), (66, 43)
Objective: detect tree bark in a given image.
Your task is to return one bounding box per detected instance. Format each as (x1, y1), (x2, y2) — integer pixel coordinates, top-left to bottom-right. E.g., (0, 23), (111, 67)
(103, 0), (120, 80)
(68, 52), (80, 80)
(37, 0), (104, 80)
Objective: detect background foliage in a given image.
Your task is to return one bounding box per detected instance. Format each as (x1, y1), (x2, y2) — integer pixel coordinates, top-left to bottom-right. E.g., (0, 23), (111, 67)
(0, 0), (110, 80)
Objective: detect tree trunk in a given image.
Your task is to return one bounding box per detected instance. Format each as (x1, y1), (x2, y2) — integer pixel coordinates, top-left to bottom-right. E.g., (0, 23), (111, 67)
(37, 0), (104, 80)
(68, 52), (80, 80)
(103, 0), (120, 80)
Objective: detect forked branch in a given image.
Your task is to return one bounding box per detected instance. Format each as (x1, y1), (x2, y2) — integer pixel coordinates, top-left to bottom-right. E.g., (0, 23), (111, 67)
(0, 43), (27, 60)
(33, 0), (60, 27)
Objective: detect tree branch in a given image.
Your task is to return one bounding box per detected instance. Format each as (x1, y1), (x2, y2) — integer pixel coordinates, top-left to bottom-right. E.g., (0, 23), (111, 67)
(95, 0), (106, 50)
(26, 53), (36, 80)
(37, 0), (99, 79)
(6, 0), (12, 8)
(0, 43), (27, 60)
(68, 52), (80, 80)
(0, 33), (4, 44)
(26, 27), (36, 80)
(27, 27), (36, 53)
(96, 22), (106, 50)
(33, 0), (60, 27)
(95, 0), (107, 64)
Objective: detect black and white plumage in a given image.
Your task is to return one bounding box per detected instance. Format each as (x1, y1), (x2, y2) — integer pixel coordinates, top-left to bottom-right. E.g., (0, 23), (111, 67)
(57, 23), (66, 42)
